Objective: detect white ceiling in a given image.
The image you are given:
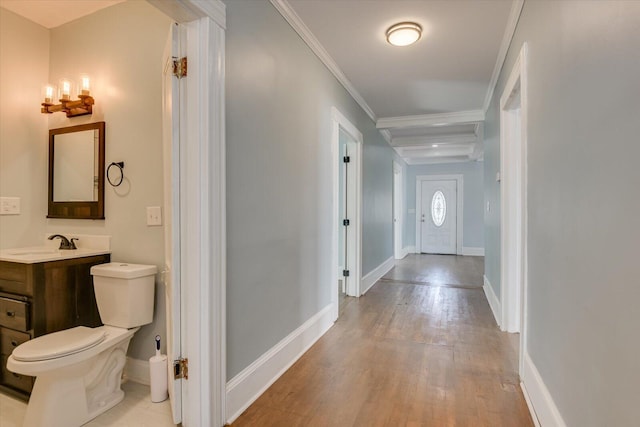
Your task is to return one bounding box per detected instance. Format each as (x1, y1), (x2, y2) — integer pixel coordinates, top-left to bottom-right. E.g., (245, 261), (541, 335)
(284, 0), (519, 165)
(0, 0), (124, 29)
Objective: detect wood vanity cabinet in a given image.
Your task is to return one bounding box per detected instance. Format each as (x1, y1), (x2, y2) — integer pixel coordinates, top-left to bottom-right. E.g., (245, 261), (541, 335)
(0, 254), (110, 400)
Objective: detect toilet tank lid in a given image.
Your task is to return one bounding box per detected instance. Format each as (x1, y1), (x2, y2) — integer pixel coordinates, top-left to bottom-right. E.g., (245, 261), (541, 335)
(90, 262), (158, 279)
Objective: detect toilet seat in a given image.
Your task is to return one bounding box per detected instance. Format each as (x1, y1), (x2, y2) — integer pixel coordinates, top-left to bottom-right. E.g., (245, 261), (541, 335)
(12, 326), (106, 362)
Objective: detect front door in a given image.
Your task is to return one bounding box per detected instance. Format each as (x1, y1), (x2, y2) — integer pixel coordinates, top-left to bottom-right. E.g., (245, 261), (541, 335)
(420, 180), (457, 254)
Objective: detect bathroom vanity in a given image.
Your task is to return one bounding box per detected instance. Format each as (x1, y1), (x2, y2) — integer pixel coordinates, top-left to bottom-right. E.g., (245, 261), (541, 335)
(0, 248), (110, 399)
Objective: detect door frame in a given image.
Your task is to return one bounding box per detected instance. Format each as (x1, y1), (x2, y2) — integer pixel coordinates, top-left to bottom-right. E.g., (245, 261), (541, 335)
(331, 107), (362, 320)
(151, 1), (226, 425)
(393, 161), (404, 259)
(500, 43), (528, 373)
(415, 174), (464, 255)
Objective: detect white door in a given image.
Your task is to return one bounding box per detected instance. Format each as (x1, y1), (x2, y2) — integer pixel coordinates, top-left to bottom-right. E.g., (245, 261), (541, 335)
(162, 23), (184, 425)
(420, 180), (457, 254)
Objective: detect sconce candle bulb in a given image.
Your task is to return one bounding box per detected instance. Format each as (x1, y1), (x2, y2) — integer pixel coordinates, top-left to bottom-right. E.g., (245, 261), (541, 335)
(79, 75), (90, 96)
(43, 85), (55, 104)
(59, 79), (72, 101)
(42, 76), (94, 118)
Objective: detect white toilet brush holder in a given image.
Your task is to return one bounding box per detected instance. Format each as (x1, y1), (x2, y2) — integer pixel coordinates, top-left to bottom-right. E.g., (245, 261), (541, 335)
(149, 335), (168, 403)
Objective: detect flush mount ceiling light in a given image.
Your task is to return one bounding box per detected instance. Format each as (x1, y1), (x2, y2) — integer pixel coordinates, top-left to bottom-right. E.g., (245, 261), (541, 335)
(386, 22), (422, 47)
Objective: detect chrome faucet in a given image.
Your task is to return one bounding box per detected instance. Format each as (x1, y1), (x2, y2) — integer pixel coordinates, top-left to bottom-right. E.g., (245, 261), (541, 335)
(48, 234), (78, 250)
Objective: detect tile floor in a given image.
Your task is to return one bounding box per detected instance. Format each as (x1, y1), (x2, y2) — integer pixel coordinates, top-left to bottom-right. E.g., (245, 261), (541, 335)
(0, 381), (175, 427)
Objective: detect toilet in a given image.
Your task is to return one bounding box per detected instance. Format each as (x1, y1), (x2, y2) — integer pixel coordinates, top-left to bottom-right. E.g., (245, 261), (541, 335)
(6, 262), (157, 427)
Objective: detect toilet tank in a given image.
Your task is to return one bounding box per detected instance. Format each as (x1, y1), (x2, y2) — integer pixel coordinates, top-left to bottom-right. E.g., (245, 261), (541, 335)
(90, 262), (157, 328)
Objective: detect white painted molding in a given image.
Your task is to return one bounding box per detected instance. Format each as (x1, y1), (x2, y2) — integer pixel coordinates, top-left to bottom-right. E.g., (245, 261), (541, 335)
(225, 304), (335, 424)
(377, 110), (484, 129)
(360, 256), (395, 295)
(123, 357), (150, 386)
(406, 157), (473, 166)
(462, 247), (485, 256)
(391, 133), (478, 147)
(147, 0), (226, 29)
(483, 275), (502, 328)
(521, 380), (542, 427)
(482, 0), (525, 113)
(270, 0), (376, 122)
(406, 245), (417, 254)
(521, 352), (567, 427)
(379, 129), (392, 144)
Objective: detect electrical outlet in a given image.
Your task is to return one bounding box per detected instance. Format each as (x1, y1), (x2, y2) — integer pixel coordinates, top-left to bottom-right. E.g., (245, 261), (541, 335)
(0, 197), (20, 215)
(146, 206), (162, 226)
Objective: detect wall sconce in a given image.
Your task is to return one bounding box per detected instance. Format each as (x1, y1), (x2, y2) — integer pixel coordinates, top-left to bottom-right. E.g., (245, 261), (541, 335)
(41, 75), (94, 117)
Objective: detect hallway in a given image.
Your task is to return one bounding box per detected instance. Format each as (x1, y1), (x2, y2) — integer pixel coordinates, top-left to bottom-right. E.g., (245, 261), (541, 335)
(232, 255), (533, 426)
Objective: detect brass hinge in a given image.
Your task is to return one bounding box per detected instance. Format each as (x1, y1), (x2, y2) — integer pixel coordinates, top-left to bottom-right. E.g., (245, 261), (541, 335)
(172, 57), (187, 79)
(173, 358), (188, 380)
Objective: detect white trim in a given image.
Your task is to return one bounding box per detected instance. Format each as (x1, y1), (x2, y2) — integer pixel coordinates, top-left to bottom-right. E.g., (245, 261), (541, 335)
(393, 161), (404, 260)
(415, 174), (464, 255)
(153, 2), (227, 425)
(225, 304), (335, 424)
(123, 357), (150, 386)
(521, 380), (542, 427)
(521, 352), (568, 427)
(360, 256), (395, 295)
(500, 43), (527, 340)
(377, 110), (484, 129)
(462, 247), (485, 256)
(331, 107), (363, 315)
(483, 275), (502, 328)
(405, 245), (417, 255)
(269, 0), (376, 122)
(482, 0), (525, 113)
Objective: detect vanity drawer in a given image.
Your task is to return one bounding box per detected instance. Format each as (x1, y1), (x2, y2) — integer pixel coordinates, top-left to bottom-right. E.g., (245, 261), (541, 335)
(0, 355), (33, 393)
(0, 261), (33, 296)
(0, 298), (29, 331)
(0, 327), (30, 355)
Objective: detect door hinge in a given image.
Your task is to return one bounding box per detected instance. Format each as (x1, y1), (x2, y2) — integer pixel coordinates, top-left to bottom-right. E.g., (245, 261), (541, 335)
(343, 156), (350, 163)
(342, 269), (350, 277)
(173, 358), (188, 380)
(172, 57), (188, 79)
(343, 219), (350, 226)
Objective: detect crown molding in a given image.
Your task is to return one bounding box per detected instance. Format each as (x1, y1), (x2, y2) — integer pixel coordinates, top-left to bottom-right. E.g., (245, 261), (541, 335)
(377, 110), (485, 129)
(379, 129), (392, 144)
(270, 0), (377, 122)
(482, 0), (524, 112)
(405, 156), (473, 165)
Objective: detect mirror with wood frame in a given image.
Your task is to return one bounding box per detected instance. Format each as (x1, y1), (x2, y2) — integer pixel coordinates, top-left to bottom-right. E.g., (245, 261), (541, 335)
(48, 122), (105, 219)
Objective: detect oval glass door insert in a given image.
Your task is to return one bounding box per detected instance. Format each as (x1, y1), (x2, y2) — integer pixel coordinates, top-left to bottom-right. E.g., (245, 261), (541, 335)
(431, 190), (446, 227)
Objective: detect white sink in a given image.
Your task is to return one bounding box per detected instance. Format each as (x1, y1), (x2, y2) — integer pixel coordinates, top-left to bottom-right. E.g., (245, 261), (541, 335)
(7, 248), (59, 256)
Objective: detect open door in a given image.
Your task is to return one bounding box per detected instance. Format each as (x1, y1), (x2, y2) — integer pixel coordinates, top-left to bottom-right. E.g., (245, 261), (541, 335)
(162, 22), (185, 425)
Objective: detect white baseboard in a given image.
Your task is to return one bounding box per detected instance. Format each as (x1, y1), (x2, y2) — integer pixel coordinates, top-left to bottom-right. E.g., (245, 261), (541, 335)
(360, 256), (395, 295)
(395, 247), (412, 260)
(124, 357), (150, 386)
(521, 352), (567, 427)
(483, 275), (502, 328)
(462, 246), (485, 256)
(225, 304), (335, 424)
(407, 245), (417, 254)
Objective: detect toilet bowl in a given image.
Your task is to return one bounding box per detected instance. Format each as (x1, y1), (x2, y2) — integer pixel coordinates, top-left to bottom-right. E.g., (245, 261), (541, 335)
(6, 262), (156, 427)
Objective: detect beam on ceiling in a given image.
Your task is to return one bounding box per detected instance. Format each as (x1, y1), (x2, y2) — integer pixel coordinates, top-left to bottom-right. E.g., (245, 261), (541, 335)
(377, 110), (485, 129)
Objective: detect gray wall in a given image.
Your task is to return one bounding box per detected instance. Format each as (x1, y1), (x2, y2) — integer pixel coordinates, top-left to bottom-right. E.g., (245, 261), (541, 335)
(405, 161), (484, 249)
(225, 0), (399, 378)
(484, 1), (640, 425)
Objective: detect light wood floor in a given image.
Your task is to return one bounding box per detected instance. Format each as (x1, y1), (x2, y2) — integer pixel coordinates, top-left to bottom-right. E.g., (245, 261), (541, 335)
(231, 255), (533, 426)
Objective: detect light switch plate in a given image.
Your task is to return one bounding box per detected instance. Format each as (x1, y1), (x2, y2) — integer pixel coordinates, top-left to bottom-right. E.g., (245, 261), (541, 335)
(146, 206), (162, 226)
(0, 197), (20, 215)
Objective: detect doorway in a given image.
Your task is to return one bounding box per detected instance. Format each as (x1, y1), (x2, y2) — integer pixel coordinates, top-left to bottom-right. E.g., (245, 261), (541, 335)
(500, 43), (528, 374)
(415, 174), (464, 255)
(393, 162), (404, 259)
(332, 108), (362, 321)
